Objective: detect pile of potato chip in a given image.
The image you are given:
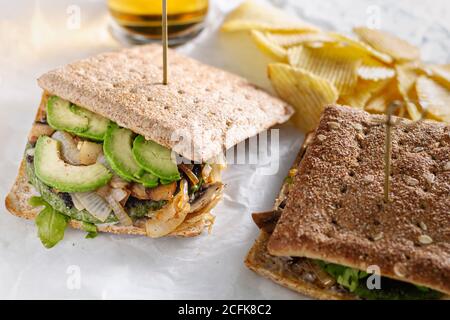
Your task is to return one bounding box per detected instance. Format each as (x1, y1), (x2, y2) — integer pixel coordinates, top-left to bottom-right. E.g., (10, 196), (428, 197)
(222, 0), (450, 132)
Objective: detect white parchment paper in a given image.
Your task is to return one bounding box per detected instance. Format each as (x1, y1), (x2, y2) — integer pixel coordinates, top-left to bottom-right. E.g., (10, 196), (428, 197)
(0, 0), (448, 299)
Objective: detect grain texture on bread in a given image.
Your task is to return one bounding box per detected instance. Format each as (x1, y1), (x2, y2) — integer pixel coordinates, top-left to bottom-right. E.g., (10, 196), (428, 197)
(37, 44), (293, 162)
(268, 105), (450, 295)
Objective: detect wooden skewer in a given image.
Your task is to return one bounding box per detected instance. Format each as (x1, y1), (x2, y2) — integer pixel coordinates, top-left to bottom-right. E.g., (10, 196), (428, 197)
(383, 100), (402, 203)
(162, 0), (168, 85)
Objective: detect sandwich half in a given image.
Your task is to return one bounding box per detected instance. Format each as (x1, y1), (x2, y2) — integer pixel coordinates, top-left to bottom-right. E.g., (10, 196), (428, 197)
(5, 44), (293, 248)
(246, 105), (449, 299)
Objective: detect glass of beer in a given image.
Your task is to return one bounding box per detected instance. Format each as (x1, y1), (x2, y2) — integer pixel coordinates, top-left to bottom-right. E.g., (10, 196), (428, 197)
(108, 0), (209, 46)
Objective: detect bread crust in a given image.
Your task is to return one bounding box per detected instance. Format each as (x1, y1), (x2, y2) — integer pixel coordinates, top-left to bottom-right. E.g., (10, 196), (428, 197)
(245, 231), (356, 300)
(268, 105), (450, 295)
(37, 44), (293, 162)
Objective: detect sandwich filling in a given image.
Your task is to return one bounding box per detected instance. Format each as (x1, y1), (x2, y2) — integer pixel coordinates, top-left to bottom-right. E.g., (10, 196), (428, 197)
(26, 94), (224, 248)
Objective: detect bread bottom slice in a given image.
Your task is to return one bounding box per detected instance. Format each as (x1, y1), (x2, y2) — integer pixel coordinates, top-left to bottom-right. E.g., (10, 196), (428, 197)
(5, 161), (215, 238)
(245, 231), (356, 300)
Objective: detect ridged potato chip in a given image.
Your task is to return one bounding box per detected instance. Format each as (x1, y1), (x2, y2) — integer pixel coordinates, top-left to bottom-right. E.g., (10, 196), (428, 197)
(265, 31), (336, 47)
(250, 30), (287, 61)
(416, 76), (450, 123)
(358, 57), (395, 81)
(338, 79), (389, 109)
(353, 27), (420, 62)
(288, 45), (361, 94)
(428, 64), (450, 89)
(221, 0), (318, 32)
(331, 33), (393, 64)
(365, 79), (402, 114)
(268, 63), (338, 131)
(396, 63), (422, 120)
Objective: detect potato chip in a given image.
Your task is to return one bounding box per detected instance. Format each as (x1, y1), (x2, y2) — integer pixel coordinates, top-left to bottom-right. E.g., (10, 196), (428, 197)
(250, 30), (287, 61)
(268, 63), (338, 131)
(416, 76), (450, 123)
(221, 0), (319, 32)
(358, 57), (395, 81)
(365, 79), (402, 114)
(288, 45), (361, 94)
(331, 33), (393, 64)
(427, 64), (450, 89)
(265, 31), (336, 47)
(396, 63), (422, 120)
(353, 27), (420, 62)
(338, 79), (389, 109)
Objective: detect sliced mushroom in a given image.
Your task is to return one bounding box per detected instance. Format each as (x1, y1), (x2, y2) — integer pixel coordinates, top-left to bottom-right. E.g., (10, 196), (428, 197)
(28, 123), (55, 144)
(130, 183), (149, 200)
(146, 181), (177, 201)
(252, 210), (282, 234)
(78, 141), (103, 165)
(189, 182), (224, 213)
(179, 163), (199, 185)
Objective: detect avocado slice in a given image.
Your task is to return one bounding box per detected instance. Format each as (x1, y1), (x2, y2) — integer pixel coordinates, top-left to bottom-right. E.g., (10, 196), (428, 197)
(34, 136), (112, 193)
(47, 96), (88, 133)
(25, 149), (117, 224)
(140, 172), (159, 188)
(71, 106), (110, 141)
(103, 123), (158, 187)
(47, 96), (109, 141)
(132, 135), (180, 181)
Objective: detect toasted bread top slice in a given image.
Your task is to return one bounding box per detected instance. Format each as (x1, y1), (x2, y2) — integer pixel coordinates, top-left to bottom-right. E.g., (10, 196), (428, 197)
(37, 44), (293, 162)
(268, 105), (450, 295)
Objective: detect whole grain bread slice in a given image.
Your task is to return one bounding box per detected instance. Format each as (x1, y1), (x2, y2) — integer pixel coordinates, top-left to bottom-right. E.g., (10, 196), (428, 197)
(37, 44), (293, 162)
(267, 105), (450, 295)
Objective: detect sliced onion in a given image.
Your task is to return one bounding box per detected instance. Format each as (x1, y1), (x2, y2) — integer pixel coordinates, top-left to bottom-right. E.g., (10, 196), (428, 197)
(111, 188), (129, 202)
(209, 164), (223, 183)
(51, 131), (80, 165)
(305, 260), (336, 288)
(201, 164), (212, 180)
(70, 194), (85, 211)
(105, 194), (133, 226)
(96, 154), (112, 170)
(145, 179), (190, 238)
(72, 192), (111, 222)
(179, 164), (199, 185)
(110, 175), (129, 189)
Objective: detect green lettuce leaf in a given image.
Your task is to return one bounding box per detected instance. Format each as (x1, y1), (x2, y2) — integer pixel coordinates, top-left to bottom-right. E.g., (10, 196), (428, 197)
(31, 197), (69, 248)
(81, 222), (98, 239)
(316, 260), (443, 300)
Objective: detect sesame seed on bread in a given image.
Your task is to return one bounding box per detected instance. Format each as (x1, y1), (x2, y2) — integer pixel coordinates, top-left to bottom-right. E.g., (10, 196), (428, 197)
(267, 105), (450, 295)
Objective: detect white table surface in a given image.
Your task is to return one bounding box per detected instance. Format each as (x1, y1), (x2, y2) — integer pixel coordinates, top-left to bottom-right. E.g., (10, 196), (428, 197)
(0, 0), (448, 299)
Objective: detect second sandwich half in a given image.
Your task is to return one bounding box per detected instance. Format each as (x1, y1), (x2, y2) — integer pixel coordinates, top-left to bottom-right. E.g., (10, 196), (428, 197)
(5, 44), (293, 247)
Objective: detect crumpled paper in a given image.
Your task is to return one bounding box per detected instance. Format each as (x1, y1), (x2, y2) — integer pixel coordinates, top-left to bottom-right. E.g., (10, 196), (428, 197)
(0, 0), (448, 299)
